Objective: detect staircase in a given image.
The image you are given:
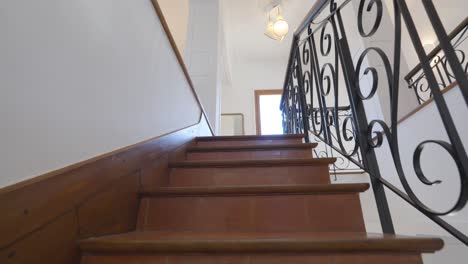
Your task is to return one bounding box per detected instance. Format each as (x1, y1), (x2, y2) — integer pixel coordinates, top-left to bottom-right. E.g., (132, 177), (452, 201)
(79, 134), (443, 263)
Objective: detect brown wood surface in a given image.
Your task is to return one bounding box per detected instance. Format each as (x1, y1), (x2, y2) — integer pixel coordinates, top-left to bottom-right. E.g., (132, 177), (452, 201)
(187, 143), (317, 152)
(169, 166), (331, 187)
(81, 253), (423, 264)
(142, 183), (370, 196)
(0, 121), (205, 263)
(0, 211), (80, 264)
(76, 172), (140, 238)
(169, 158), (336, 168)
(138, 193), (366, 233)
(186, 149), (313, 160)
(196, 134), (304, 141)
(78, 231), (444, 254)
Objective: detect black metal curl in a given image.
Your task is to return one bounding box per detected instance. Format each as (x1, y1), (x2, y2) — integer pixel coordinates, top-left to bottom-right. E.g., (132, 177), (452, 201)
(302, 34), (314, 95)
(413, 140), (447, 186)
(320, 63), (336, 96)
(342, 115), (355, 141)
(326, 109), (334, 126)
(367, 119), (468, 216)
(358, 0), (383, 38)
(303, 71), (312, 94)
(320, 21), (332, 56)
(302, 41), (311, 66)
(331, 109), (360, 157)
(367, 120), (390, 149)
(311, 108), (323, 136)
(355, 47), (393, 101)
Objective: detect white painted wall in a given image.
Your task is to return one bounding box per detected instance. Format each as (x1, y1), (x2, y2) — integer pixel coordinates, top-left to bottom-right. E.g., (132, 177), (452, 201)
(0, 0), (206, 188)
(384, 0), (467, 71)
(373, 84), (468, 236)
(334, 171), (468, 264)
(185, 0), (222, 134)
(158, 0), (190, 56)
(222, 58), (287, 135)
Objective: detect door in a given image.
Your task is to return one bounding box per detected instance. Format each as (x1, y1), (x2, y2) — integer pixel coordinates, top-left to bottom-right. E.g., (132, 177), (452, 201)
(254, 89), (284, 135)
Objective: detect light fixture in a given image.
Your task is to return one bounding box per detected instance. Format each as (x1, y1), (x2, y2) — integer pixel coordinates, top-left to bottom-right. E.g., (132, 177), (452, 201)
(264, 5), (289, 41)
(273, 16), (289, 38)
(265, 21), (283, 41)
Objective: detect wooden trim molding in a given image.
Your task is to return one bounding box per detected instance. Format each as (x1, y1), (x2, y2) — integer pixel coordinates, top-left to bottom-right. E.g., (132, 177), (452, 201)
(150, 0), (214, 136)
(254, 89), (283, 135)
(0, 119), (208, 263)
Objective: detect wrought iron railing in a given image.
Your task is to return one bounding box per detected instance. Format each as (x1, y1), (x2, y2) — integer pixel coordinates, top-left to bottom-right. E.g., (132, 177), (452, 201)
(405, 17), (468, 104)
(281, 0), (468, 245)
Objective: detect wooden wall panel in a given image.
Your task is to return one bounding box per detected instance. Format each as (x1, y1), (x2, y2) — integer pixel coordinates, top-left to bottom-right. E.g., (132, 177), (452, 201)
(0, 211), (79, 264)
(0, 120), (206, 263)
(141, 154), (171, 188)
(76, 171), (141, 238)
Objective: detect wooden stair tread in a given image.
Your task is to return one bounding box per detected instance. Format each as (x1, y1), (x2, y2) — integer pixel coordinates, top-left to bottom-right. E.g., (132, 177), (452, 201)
(169, 158), (336, 168)
(141, 183), (369, 197)
(186, 143), (318, 152)
(196, 134), (304, 141)
(79, 231), (443, 254)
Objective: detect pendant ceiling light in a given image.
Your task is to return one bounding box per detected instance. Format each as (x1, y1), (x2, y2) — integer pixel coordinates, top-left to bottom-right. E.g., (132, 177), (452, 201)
(264, 5), (289, 41)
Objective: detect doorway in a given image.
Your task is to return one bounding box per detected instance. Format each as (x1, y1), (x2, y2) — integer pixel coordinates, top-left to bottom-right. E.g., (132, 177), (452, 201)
(254, 89), (284, 135)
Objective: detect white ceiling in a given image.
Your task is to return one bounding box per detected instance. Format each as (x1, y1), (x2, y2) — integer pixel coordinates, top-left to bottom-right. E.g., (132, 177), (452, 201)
(220, 0), (317, 62)
(220, 0), (465, 62)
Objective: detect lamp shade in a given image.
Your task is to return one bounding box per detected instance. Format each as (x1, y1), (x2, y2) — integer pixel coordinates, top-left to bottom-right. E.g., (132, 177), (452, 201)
(273, 16), (289, 37)
(264, 22), (283, 41)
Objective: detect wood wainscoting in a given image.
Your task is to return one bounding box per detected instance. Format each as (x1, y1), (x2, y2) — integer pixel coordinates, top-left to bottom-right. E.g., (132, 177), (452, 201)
(0, 119), (209, 264)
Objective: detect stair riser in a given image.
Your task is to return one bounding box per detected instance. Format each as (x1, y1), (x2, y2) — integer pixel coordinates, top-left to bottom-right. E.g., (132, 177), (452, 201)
(186, 149), (312, 161)
(169, 166), (330, 186)
(81, 253), (423, 264)
(137, 194), (365, 233)
(196, 138), (302, 147)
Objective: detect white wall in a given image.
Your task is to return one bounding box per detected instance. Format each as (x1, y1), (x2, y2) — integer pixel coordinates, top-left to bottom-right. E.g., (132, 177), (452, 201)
(222, 58), (287, 135)
(384, 0), (467, 71)
(348, 84), (468, 263)
(373, 85), (468, 235)
(185, 0), (222, 134)
(334, 171), (468, 264)
(0, 0), (206, 188)
(158, 0), (190, 56)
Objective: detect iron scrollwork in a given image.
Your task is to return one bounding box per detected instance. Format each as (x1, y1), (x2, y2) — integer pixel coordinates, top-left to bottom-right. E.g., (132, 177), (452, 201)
(280, 0), (468, 245)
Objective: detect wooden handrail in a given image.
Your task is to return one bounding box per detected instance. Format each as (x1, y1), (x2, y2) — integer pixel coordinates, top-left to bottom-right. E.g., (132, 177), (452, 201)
(150, 0), (215, 136)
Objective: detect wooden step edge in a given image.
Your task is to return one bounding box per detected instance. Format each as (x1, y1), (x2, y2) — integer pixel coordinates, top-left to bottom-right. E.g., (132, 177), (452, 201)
(195, 134), (305, 141)
(79, 236), (444, 254)
(141, 183), (370, 197)
(169, 158), (337, 168)
(186, 143), (318, 152)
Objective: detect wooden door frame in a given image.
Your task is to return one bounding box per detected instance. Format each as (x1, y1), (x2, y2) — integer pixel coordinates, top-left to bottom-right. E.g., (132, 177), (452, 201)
(254, 89), (283, 135)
